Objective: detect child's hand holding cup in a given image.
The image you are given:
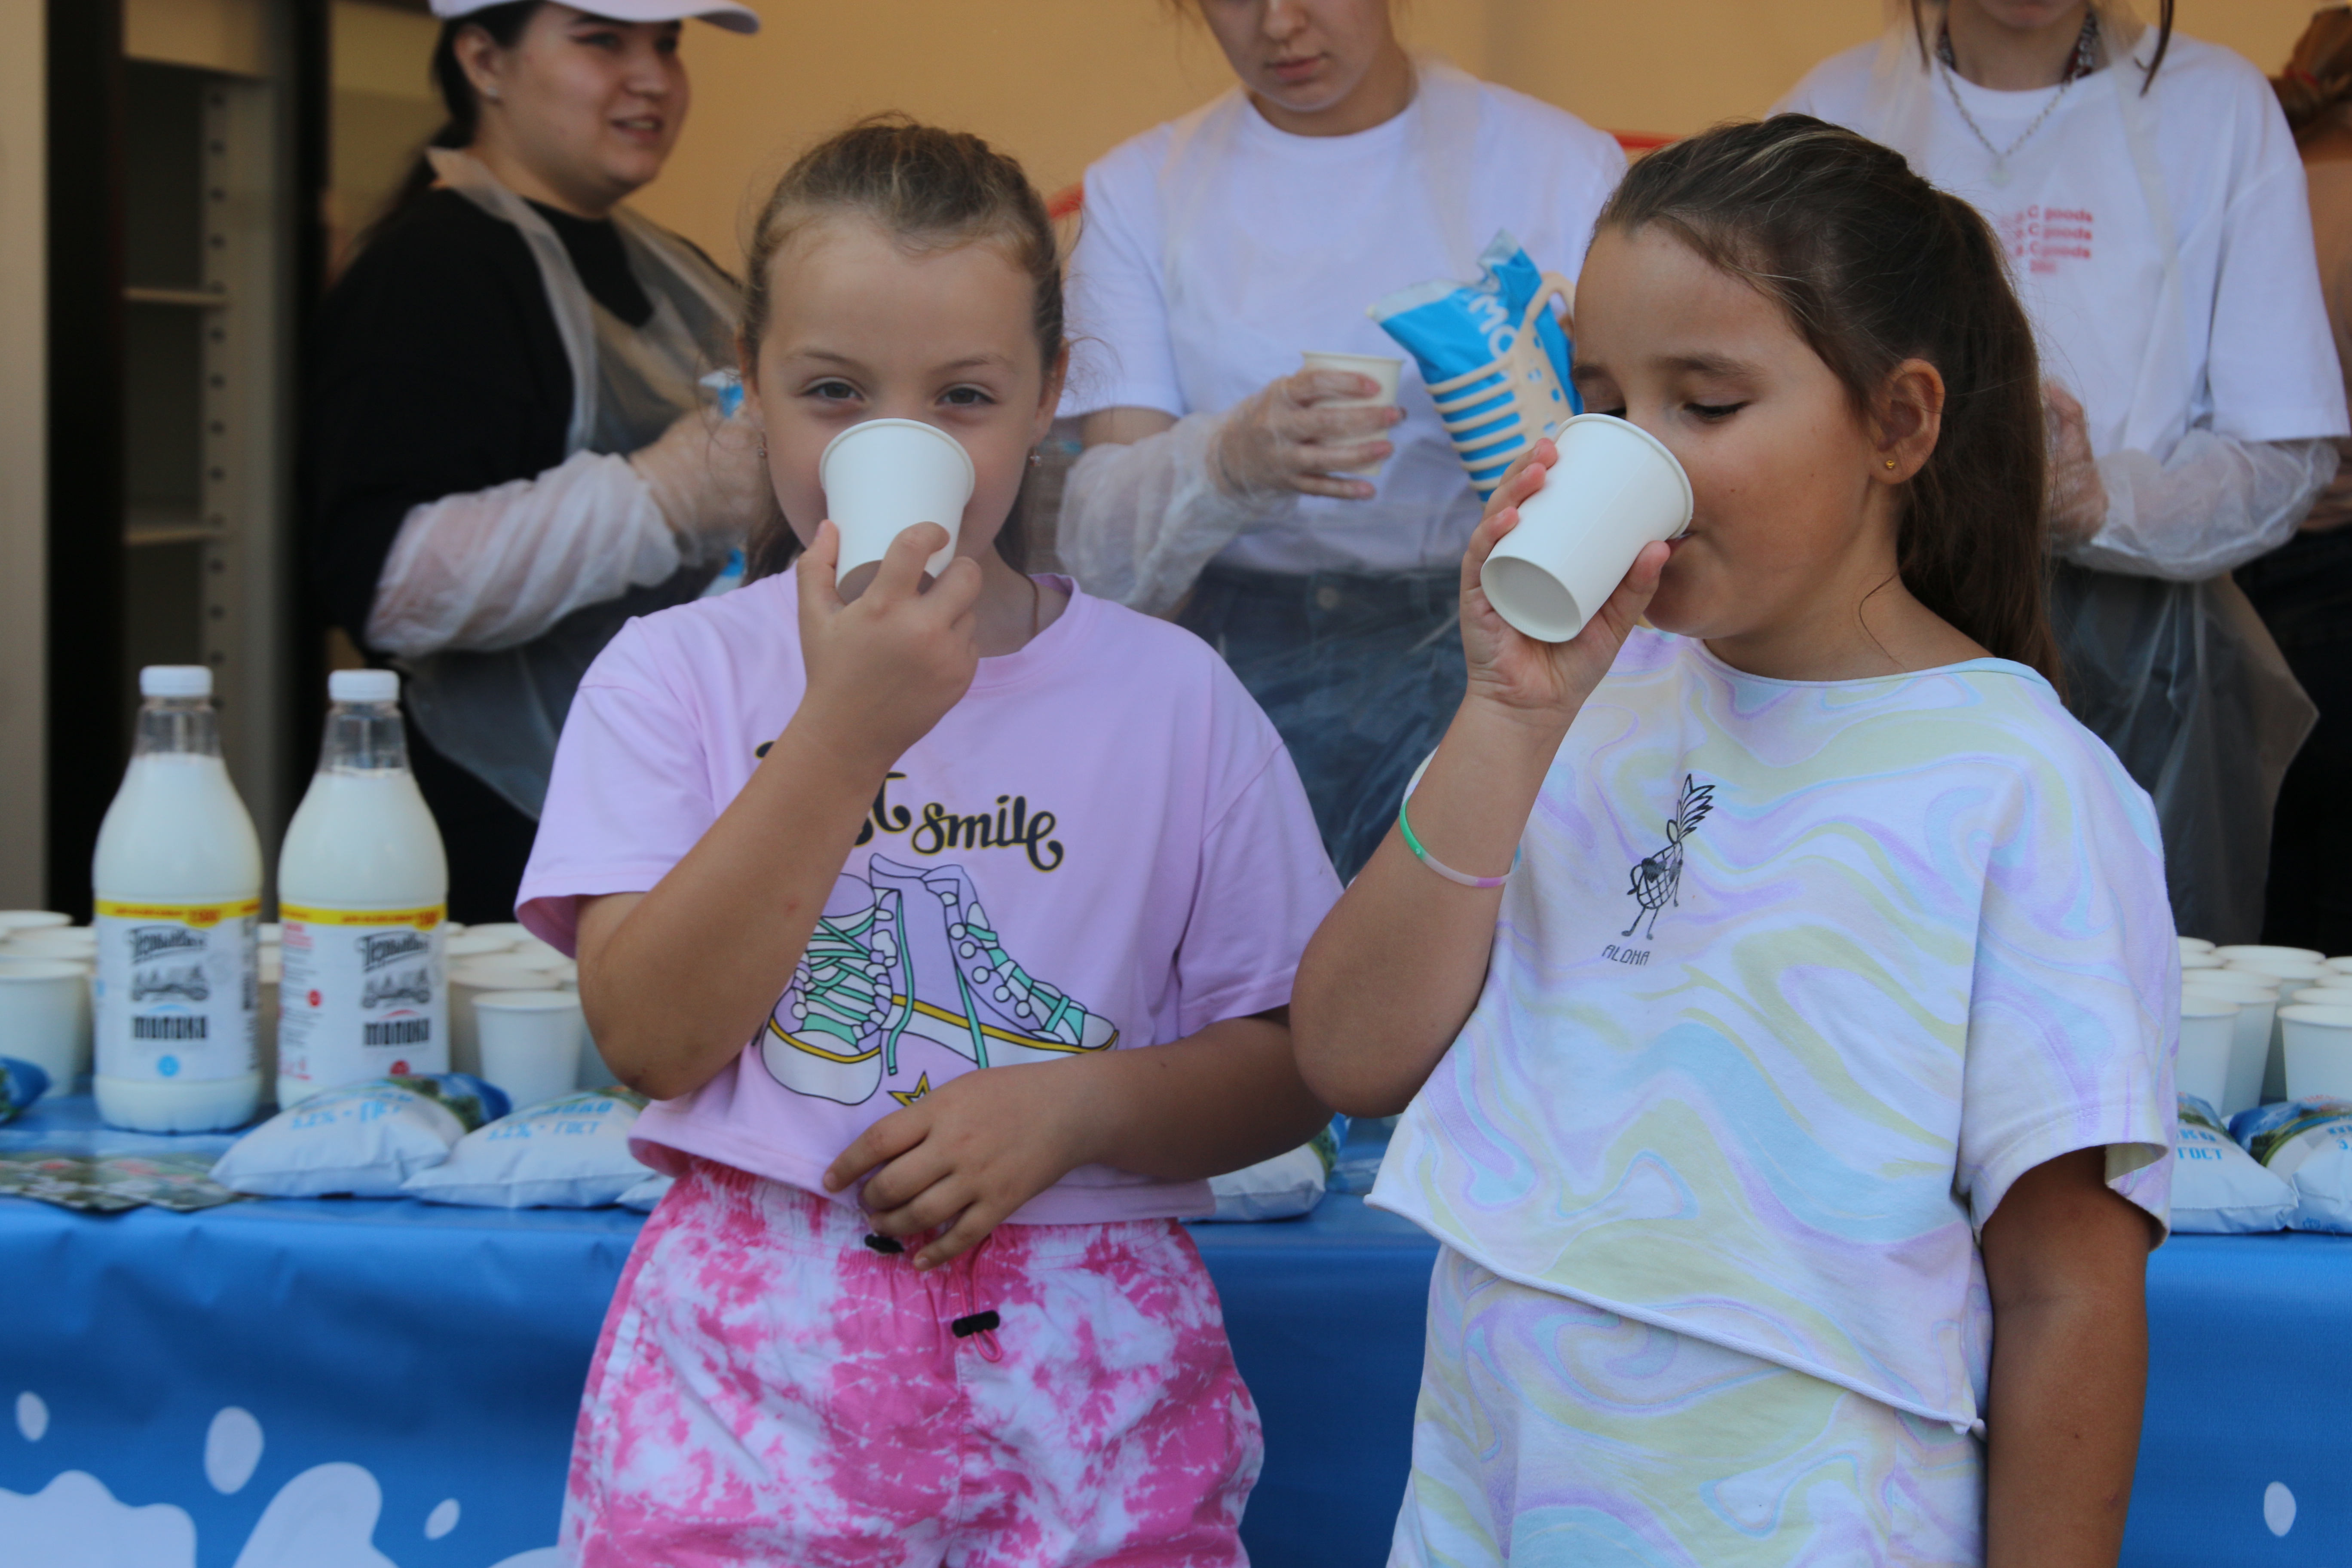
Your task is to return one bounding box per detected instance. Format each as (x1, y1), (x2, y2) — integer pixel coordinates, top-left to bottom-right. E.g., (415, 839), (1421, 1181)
(1479, 414), (1692, 644)
(818, 418), (977, 593)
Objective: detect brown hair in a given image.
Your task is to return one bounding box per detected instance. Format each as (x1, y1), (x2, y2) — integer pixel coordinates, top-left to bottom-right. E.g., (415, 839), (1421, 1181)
(1599, 116), (2064, 687)
(2275, 7), (2352, 140)
(738, 115), (1064, 579)
(1905, 0), (2172, 96)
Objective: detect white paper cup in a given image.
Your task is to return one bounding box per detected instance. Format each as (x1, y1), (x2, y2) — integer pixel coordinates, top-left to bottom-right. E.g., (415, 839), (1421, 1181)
(463, 923), (534, 947)
(2183, 978), (2281, 1117)
(2281, 1004), (2352, 1103)
(2179, 950), (2225, 971)
(2217, 944), (2324, 965)
(819, 418), (976, 585)
(2226, 955), (2330, 984)
(1301, 351), (1403, 476)
(4, 929), (97, 960)
(474, 990), (588, 1111)
(2286, 982), (2352, 1008)
(445, 931), (520, 962)
(0, 961), (89, 1085)
(449, 961), (567, 1077)
(0, 912), (70, 934)
(2174, 999), (2239, 1112)
(2328, 956), (2352, 977)
(1480, 414), (1693, 644)
(2177, 936), (2216, 956)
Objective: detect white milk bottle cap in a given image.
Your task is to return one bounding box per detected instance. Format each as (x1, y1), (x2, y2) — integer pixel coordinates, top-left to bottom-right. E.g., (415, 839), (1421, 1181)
(140, 665), (213, 698)
(329, 669), (401, 703)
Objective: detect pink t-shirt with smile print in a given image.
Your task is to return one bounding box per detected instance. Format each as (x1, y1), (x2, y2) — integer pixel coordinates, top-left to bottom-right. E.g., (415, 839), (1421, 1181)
(517, 573), (1341, 1224)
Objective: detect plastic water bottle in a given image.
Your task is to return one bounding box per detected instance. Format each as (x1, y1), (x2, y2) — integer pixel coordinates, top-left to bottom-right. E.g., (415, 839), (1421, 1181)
(92, 666), (263, 1131)
(276, 670), (449, 1109)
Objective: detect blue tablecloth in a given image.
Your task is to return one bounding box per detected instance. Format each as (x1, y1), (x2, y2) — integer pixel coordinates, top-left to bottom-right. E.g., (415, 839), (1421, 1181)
(0, 1097), (2344, 1566)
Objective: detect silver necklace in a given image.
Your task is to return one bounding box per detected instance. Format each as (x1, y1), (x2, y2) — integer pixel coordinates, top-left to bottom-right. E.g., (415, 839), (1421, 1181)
(1936, 15), (2101, 189)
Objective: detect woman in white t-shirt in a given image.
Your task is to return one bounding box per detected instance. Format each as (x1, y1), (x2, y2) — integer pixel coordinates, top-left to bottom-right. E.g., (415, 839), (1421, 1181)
(1057, 0), (1623, 878)
(1782, 0), (2351, 942)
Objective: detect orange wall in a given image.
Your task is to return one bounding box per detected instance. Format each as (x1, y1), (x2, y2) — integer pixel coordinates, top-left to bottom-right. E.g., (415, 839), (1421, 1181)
(334, 1), (2324, 274)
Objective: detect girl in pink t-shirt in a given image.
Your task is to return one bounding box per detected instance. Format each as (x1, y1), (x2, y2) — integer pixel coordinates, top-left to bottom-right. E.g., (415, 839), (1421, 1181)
(521, 120), (1341, 1565)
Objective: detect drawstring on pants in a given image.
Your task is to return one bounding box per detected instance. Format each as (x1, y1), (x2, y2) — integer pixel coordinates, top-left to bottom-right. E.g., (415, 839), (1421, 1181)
(865, 1229), (1004, 1363)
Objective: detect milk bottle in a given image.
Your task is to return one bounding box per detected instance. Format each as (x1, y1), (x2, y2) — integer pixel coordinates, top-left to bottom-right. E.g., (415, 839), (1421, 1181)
(92, 666), (264, 1132)
(276, 670), (449, 1108)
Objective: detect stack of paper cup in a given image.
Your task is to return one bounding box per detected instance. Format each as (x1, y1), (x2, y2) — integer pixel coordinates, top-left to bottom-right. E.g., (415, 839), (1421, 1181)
(474, 990), (588, 1111)
(2174, 998), (2240, 1112)
(1301, 351), (1403, 476)
(0, 912), (71, 937)
(2177, 936), (2217, 956)
(1481, 414), (1693, 644)
(819, 419), (976, 585)
(0, 961), (88, 1086)
(449, 960), (566, 1076)
(2182, 971), (2283, 1117)
(445, 931), (521, 963)
(2280, 1003), (2352, 1102)
(463, 923), (533, 949)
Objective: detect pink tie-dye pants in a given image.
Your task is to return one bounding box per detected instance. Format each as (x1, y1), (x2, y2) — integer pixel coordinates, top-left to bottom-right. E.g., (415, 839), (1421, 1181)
(562, 1157), (1263, 1566)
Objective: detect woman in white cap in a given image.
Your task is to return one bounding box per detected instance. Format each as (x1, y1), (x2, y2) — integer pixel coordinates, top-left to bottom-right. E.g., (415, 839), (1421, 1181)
(1781, 0), (2350, 941)
(307, 1), (763, 921)
(1056, 0), (1623, 879)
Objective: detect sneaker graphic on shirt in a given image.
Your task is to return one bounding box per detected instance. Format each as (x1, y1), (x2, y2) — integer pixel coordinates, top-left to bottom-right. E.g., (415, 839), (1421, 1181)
(760, 857), (1115, 1106)
(868, 857), (1119, 1070)
(760, 874), (908, 1106)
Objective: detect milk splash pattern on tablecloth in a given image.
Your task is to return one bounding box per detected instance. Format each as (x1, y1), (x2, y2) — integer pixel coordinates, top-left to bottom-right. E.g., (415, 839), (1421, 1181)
(0, 1396), (558, 1568)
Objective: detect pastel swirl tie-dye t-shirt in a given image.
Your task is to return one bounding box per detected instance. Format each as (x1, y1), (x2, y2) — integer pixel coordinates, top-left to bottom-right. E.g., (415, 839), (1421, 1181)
(1371, 629), (2177, 1432)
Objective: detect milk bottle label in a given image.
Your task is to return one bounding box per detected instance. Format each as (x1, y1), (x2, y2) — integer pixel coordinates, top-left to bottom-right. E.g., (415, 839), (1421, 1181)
(93, 899), (261, 1083)
(278, 904), (448, 1093)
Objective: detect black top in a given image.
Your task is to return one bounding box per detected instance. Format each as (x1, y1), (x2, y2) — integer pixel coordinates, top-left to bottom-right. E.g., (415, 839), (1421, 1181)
(301, 188), (665, 922)
(306, 189), (654, 643)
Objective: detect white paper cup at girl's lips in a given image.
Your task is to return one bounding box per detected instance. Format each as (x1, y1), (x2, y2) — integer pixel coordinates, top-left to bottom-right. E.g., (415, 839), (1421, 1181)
(2174, 998), (2239, 1112)
(474, 990), (590, 1112)
(819, 418), (977, 586)
(1480, 414), (1694, 644)
(0, 961), (88, 1086)
(1301, 351), (1404, 476)
(2280, 1004), (2352, 1103)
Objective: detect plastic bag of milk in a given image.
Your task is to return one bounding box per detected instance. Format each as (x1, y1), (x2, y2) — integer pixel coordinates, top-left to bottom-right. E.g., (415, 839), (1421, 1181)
(2229, 1098), (2352, 1232)
(403, 1086), (652, 1208)
(211, 1074), (509, 1198)
(0, 1057), (50, 1124)
(1371, 231), (1580, 497)
(2171, 1095), (2294, 1233)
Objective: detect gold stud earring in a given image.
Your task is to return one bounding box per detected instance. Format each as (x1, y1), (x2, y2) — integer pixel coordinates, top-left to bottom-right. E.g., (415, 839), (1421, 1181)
(1883, 459), (1898, 470)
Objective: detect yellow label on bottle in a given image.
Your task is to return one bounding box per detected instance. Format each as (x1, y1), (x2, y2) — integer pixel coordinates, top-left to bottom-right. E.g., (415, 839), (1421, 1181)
(279, 903), (446, 928)
(93, 897), (263, 928)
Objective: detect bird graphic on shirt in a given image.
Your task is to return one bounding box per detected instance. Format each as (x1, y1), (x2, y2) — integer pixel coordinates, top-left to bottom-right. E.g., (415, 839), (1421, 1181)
(1623, 775), (1715, 939)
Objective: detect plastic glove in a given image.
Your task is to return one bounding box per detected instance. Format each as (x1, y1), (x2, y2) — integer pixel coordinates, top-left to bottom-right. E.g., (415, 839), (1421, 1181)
(367, 450), (686, 658)
(1060, 411), (1291, 616)
(2044, 383), (2107, 547)
(628, 403), (775, 550)
(2066, 432), (2339, 582)
(1210, 369), (1403, 503)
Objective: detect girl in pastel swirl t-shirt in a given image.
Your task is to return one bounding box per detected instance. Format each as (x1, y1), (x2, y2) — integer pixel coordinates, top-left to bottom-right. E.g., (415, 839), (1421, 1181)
(1295, 119), (2174, 1568)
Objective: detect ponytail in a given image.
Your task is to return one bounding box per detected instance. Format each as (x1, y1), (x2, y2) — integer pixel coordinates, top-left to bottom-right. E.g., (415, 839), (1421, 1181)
(363, 2), (542, 246)
(2275, 7), (2352, 141)
(1599, 115), (2063, 688)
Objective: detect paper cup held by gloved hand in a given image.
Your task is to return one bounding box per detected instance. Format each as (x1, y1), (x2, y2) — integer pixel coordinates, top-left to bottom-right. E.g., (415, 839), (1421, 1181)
(1480, 414), (1692, 644)
(474, 990), (588, 1112)
(819, 418), (976, 585)
(2175, 999), (2239, 1113)
(2281, 1004), (2352, 1102)
(1301, 351), (1403, 476)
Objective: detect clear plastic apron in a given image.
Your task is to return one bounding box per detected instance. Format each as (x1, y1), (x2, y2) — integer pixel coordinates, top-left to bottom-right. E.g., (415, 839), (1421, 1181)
(399, 149), (744, 819)
(1849, 15), (2316, 940)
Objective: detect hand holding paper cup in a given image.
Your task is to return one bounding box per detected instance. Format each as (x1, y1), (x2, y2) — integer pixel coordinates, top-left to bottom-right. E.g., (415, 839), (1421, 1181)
(1480, 414), (1693, 644)
(1301, 351), (1403, 476)
(819, 419), (976, 587)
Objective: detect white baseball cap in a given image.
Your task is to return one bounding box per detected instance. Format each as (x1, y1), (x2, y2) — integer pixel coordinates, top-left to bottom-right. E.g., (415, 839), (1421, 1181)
(429, 1), (760, 35)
